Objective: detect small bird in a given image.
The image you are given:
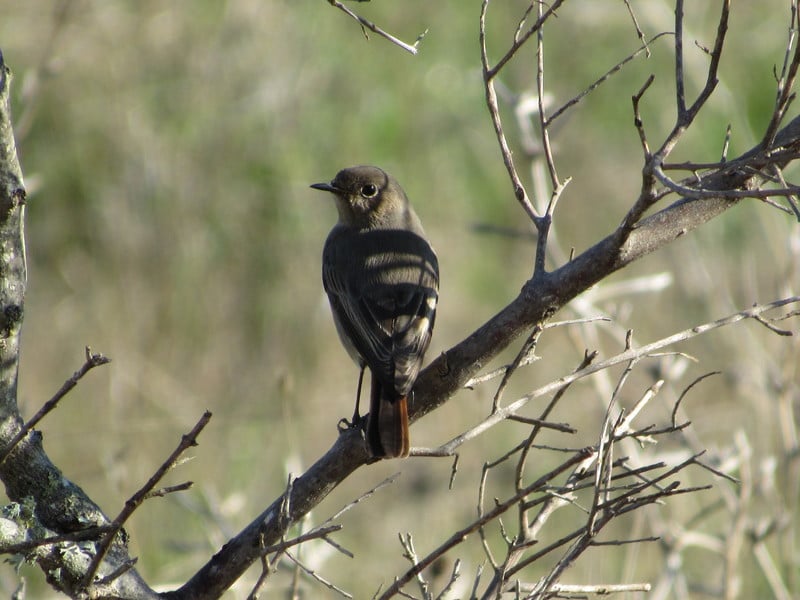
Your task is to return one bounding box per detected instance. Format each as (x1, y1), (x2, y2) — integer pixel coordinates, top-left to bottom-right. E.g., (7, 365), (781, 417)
(311, 166), (439, 458)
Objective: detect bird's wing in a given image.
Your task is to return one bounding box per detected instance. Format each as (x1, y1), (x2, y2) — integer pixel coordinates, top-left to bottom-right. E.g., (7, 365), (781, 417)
(323, 230), (438, 396)
(360, 282), (437, 396)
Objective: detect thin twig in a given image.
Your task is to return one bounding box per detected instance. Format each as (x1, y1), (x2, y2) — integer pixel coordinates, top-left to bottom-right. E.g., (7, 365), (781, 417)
(145, 481), (194, 499)
(434, 558), (461, 600)
(432, 297), (800, 457)
(549, 32), (672, 124)
(492, 325), (543, 413)
(762, 0), (800, 147)
(377, 451), (590, 600)
(0, 347), (111, 465)
(652, 163), (800, 200)
(93, 558), (138, 587)
(675, 0), (686, 115)
(326, 0), (424, 55)
(82, 411), (212, 588)
(260, 524), (343, 556)
(770, 163), (800, 220)
(398, 533), (430, 600)
(285, 548), (353, 598)
(484, 0), (567, 80)
(721, 123), (732, 161)
(480, 0), (538, 222)
(623, 0), (649, 55)
(672, 371), (720, 428)
(464, 317), (609, 389)
(660, 0), (729, 156)
(322, 473), (400, 525)
(518, 581), (652, 595)
(535, 0), (558, 190)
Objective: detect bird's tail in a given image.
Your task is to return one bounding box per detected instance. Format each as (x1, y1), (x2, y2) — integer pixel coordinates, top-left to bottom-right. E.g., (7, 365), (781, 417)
(367, 377), (410, 458)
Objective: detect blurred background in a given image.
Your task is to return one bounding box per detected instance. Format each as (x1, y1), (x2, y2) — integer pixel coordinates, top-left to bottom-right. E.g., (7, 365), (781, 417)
(0, 1), (797, 597)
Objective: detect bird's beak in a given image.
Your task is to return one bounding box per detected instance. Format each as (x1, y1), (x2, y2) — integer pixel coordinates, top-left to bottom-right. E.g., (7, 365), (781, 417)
(310, 181), (338, 193)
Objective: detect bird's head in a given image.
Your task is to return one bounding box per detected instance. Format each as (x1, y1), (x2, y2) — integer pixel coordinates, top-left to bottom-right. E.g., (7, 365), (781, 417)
(311, 165), (417, 230)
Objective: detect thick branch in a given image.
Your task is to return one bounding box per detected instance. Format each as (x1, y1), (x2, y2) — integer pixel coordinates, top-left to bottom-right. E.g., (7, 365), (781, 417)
(419, 112), (800, 418)
(168, 428), (369, 597)
(170, 117), (800, 600)
(0, 51), (157, 599)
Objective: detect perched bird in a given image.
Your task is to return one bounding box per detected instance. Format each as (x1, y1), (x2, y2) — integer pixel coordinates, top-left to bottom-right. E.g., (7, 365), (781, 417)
(311, 166), (439, 458)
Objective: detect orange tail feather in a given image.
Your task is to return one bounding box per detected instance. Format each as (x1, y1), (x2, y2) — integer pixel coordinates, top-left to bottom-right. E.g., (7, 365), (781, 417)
(367, 377), (410, 458)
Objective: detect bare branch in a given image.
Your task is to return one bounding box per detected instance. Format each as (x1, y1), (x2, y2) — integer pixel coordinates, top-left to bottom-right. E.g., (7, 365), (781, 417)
(492, 325), (543, 413)
(284, 548), (353, 598)
(672, 371), (721, 428)
(661, 0), (730, 156)
(762, 0), (800, 147)
(434, 558), (461, 600)
(325, 0), (425, 55)
(674, 0), (686, 115)
(428, 297), (800, 457)
(323, 473), (400, 524)
(464, 317), (608, 389)
(623, 0), (649, 55)
(0, 347), (110, 465)
(484, 0), (567, 80)
(398, 533), (430, 600)
(378, 452), (590, 600)
(83, 411), (212, 588)
(480, 0), (538, 223)
(549, 32), (672, 125)
(520, 581), (651, 595)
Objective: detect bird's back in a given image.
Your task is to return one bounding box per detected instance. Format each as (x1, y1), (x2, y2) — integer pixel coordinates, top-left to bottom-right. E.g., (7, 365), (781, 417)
(322, 225), (439, 396)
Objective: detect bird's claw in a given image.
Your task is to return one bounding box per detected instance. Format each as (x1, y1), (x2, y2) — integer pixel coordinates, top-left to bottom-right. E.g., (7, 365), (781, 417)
(337, 414), (367, 433)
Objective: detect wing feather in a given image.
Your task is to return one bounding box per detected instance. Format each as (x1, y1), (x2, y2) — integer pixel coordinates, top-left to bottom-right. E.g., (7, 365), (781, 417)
(323, 227), (438, 397)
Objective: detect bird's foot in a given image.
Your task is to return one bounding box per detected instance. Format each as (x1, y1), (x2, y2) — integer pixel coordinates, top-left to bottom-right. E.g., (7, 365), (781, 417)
(337, 413), (367, 433)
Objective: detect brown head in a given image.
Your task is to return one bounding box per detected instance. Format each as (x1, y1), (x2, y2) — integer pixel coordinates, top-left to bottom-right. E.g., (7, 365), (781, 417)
(311, 165), (423, 232)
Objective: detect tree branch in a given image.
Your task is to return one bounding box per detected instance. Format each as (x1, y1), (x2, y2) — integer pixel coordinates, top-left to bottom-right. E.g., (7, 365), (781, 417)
(1, 1), (799, 595)
(0, 49), (159, 600)
(172, 110), (800, 595)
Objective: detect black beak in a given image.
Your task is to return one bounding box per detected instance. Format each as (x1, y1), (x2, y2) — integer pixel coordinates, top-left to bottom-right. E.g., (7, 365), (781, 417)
(310, 182), (337, 193)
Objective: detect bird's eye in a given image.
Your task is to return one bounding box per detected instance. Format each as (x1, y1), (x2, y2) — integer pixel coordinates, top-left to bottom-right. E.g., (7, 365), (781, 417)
(360, 183), (378, 198)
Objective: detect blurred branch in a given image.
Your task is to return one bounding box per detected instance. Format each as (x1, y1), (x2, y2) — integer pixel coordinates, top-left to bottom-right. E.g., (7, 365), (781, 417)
(325, 0), (425, 55)
(385, 355), (711, 598)
(526, 582), (652, 596)
(14, 0), (73, 142)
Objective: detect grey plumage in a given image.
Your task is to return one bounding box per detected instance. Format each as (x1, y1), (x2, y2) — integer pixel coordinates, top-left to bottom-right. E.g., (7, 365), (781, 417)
(312, 166), (439, 458)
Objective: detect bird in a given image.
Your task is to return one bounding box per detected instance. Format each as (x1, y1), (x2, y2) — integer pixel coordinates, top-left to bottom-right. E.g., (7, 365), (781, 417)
(311, 166), (439, 458)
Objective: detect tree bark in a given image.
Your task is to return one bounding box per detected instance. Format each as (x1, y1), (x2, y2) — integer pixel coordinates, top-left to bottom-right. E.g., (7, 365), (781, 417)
(0, 51), (159, 600)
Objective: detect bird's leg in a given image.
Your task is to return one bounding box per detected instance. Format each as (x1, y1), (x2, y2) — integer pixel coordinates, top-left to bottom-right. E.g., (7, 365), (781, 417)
(352, 364), (367, 427)
(338, 364), (367, 431)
